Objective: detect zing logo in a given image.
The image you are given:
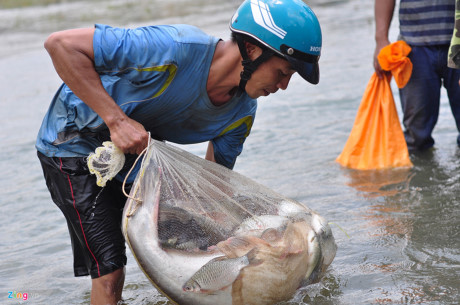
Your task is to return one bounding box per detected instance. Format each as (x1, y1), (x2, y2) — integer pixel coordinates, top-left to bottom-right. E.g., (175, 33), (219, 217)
(7, 291), (28, 301)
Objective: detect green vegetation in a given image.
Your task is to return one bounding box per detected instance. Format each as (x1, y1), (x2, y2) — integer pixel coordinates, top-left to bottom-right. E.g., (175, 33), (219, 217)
(0, 0), (81, 9)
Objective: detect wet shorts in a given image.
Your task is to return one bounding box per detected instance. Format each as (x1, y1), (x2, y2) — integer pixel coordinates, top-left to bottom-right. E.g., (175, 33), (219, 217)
(37, 151), (131, 279)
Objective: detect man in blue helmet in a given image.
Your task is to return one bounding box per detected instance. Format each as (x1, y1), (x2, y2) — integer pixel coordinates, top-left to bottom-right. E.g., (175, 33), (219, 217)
(36, 0), (322, 303)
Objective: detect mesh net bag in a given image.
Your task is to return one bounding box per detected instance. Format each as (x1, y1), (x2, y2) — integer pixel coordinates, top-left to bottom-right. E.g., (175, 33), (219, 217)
(87, 141), (126, 187)
(122, 139), (336, 305)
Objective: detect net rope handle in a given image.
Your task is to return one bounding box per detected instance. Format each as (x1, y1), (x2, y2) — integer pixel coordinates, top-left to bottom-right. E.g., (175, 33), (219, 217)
(122, 133), (152, 203)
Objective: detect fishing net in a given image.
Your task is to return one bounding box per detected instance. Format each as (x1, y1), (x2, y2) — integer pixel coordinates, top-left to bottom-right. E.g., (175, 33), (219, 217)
(125, 139), (318, 250)
(120, 139), (336, 304)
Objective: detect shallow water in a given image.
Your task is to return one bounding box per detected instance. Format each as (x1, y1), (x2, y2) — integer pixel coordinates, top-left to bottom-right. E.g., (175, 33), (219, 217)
(1, 0), (459, 304)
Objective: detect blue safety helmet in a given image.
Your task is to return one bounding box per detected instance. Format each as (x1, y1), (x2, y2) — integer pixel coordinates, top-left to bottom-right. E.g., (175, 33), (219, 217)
(230, 0), (322, 92)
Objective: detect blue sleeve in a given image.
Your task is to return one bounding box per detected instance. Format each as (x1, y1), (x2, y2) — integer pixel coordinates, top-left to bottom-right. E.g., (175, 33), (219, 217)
(93, 24), (177, 81)
(212, 114), (256, 169)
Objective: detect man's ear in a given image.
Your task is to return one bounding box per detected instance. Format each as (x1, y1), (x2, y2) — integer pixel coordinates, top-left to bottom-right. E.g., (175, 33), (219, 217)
(245, 42), (262, 60)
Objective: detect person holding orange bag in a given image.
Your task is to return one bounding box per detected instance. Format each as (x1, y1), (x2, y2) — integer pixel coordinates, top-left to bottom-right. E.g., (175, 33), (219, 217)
(335, 41), (414, 170)
(374, 0), (460, 152)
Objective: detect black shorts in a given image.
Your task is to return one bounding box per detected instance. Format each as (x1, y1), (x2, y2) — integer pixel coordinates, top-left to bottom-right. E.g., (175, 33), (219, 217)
(37, 151), (131, 279)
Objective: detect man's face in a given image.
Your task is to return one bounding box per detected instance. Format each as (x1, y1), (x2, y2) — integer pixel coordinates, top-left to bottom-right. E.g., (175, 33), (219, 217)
(244, 53), (296, 99)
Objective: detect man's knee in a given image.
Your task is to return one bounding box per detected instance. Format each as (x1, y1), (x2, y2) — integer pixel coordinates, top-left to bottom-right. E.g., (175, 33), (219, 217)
(92, 267), (125, 296)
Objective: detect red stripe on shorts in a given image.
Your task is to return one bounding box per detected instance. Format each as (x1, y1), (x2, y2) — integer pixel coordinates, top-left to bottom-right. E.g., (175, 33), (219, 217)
(59, 158), (101, 277)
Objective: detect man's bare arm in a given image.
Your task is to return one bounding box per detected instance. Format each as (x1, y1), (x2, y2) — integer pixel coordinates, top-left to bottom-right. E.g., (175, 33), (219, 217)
(374, 0), (396, 78)
(44, 28), (149, 154)
(205, 141), (216, 162)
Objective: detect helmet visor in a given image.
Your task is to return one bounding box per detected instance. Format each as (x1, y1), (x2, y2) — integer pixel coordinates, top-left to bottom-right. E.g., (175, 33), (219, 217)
(287, 56), (320, 85)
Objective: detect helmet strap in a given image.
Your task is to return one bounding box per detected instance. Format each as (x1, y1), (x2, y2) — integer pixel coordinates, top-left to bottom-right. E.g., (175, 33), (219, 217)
(235, 36), (274, 97)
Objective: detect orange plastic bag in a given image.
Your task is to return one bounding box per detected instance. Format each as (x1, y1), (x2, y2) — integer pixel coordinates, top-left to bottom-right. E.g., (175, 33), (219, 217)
(336, 41), (413, 170)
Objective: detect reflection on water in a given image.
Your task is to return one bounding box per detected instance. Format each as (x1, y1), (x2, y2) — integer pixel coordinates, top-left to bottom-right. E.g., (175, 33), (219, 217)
(342, 167), (414, 198)
(343, 149), (460, 304)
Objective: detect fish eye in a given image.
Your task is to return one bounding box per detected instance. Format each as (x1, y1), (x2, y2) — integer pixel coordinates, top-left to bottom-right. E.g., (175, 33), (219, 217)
(184, 285), (192, 291)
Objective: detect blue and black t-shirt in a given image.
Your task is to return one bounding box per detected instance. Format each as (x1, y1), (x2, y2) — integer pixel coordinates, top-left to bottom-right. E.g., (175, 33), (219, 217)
(36, 24), (257, 178)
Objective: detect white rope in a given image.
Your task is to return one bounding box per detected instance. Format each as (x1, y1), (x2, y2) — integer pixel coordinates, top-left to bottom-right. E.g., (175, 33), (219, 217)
(122, 134), (152, 202)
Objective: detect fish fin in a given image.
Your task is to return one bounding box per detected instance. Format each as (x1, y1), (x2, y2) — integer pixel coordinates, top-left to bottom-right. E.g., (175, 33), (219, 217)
(243, 235), (273, 249)
(195, 288), (215, 295)
(217, 236), (254, 258)
(245, 248), (264, 266)
(261, 227), (284, 242)
(199, 282), (234, 295)
(208, 255), (230, 263)
(199, 288), (218, 295)
(206, 245), (225, 254)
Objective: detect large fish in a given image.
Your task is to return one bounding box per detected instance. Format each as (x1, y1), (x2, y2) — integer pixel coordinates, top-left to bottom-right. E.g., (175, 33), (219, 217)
(216, 218), (330, 305)
(122, 140), (337, 305)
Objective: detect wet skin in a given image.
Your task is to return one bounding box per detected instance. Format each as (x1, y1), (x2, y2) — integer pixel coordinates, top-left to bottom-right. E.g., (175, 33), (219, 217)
(244, 55), (295, 99)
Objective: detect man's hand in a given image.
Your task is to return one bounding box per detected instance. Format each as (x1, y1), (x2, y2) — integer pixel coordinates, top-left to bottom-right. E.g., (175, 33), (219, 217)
(108, 117), (150, 155)
(373, 39), (391, 79)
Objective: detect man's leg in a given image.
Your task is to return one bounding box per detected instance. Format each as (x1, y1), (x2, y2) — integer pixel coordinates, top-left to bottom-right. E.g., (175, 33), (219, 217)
(399, 46), (441, 152)
(91, 267), (126, 305)
(443, 57), (460, 147)
(37, 152), (129, 303)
